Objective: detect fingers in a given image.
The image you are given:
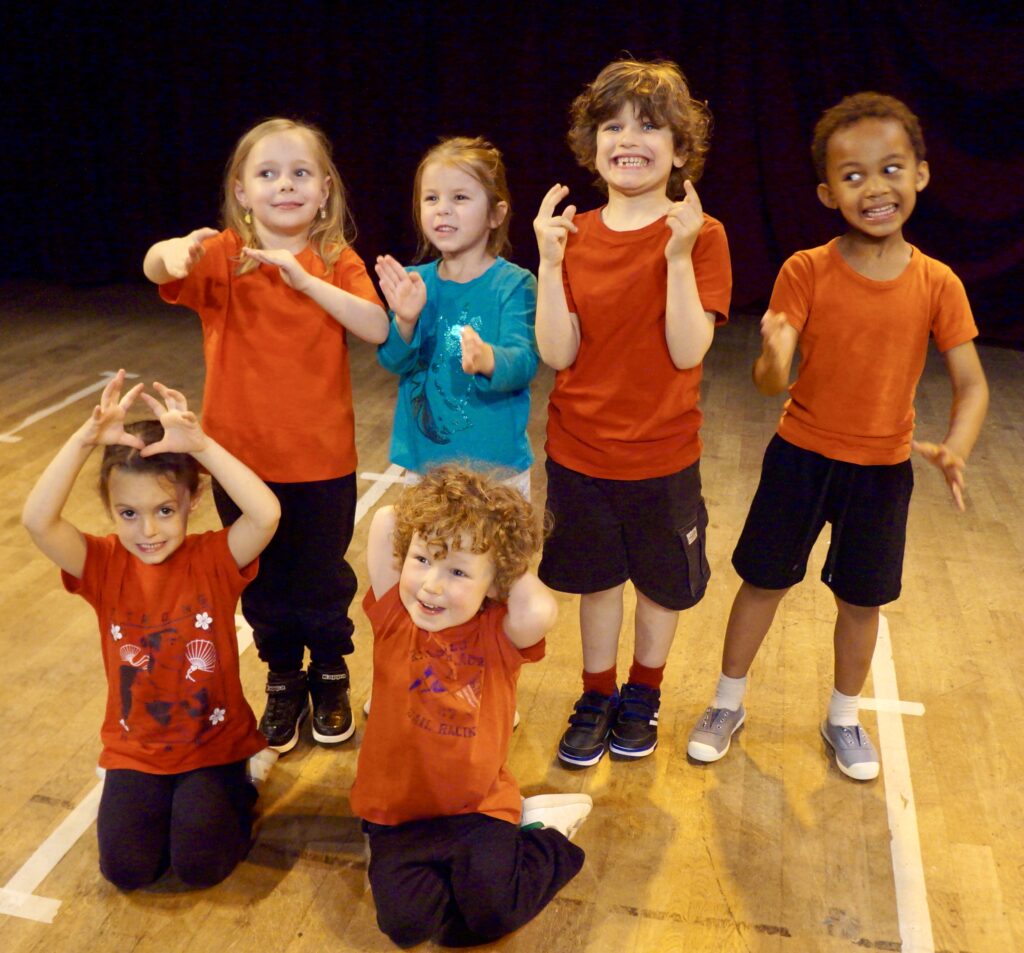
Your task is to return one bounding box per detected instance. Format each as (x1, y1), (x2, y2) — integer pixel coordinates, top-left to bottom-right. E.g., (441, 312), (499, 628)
(682, 179), (702, 213)
(537, 183), (570, 218)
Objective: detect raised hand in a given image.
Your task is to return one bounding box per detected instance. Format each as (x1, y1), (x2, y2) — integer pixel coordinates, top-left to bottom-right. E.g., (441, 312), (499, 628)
(912, 440), (967, 510)
(240, 246), (311, 291)
(460, 326), (495, 376)
(665, 180), (703, 260)
(533, 184), (577, 266)
(81, 370), (146, 449)
(161, 228), (219, 279)
(375, 255), (427, 328)
(138, 383), (208, 457)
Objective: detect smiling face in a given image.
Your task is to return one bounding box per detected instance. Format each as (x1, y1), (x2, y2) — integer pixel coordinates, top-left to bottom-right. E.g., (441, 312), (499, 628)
(399, 532), (497, 632)
(418, 161), (507, 263)
(233, 129), (330, 247)
(595, 101), (685, 200)
(108, 469), (198, 565)
(817, 117), (929, 241)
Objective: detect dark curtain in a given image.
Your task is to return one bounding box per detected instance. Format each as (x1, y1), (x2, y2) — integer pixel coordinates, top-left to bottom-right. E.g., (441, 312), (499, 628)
(5, 1), (1021, 343)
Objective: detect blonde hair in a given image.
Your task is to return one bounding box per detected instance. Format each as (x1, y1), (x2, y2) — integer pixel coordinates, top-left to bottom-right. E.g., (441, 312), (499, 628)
(392, 465), (544, 602)
(412, 136), (512, 262)
(568, 58), (711, 199)
(222, 118), (355, 276)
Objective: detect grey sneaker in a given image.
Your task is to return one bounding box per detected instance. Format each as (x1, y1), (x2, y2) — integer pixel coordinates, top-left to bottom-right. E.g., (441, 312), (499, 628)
(687, 705), (746, 762)
(820, 720), (879, 780)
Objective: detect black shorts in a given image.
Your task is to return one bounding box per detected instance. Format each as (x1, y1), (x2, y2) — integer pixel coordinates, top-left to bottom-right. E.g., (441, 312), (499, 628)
(539, 458), (710, 611)
(732, 435), (913, 607)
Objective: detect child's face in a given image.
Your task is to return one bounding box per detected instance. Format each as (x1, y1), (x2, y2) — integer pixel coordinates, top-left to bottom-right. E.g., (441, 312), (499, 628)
(419, 161), (506, 261)
(108, 469), (197, 565)
(817, 118), (929, 239)
(234, 129), (330, 243)
(595, 101), (685, 200)
(399, 532), (497, 631)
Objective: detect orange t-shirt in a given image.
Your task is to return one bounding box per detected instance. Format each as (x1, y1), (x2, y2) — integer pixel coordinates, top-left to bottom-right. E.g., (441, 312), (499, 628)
(350, 585), (544, 826)
(771, 240), (978, 465)
(546, 209), (732, 480)
(62, 531), (266, 774)
(160, 230), (383, 482)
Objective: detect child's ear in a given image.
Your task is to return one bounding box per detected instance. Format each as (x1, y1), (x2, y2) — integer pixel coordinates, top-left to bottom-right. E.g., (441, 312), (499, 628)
(673, 150), (687, 169)
(486, 581), (499, 601)
(321, 175), (331, 206)
(490, 200), (509, 230)
(915, 160), (930, 193)
(816, 182), (838, 210)
(233, 180), (247, 209)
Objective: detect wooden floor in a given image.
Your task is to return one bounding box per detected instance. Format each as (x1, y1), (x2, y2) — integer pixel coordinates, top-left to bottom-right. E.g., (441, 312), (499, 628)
(1, 280), (1021, 953)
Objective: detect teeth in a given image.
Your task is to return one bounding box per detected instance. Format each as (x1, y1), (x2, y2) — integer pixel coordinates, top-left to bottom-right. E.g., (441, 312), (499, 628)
(616, 157), (648, 167)
(863, 204), (896, 218)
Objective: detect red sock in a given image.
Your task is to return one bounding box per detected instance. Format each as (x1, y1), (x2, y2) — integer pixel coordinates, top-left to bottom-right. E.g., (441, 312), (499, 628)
(627, 659), (665, 690)
(582, 665), (618, 697)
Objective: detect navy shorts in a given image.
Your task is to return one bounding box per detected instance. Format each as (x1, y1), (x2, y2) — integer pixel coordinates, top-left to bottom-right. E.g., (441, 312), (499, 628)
(539, 458), (710, 611)
(732, 435), (913, 607)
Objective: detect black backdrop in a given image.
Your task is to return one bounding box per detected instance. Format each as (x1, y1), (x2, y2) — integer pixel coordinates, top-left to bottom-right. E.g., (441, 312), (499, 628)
(5, 1), (1022, 344)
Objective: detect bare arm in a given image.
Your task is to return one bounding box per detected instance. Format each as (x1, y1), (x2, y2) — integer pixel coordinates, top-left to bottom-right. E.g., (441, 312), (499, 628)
(912, 340), (989, 510)
(367, 506), (401, 599)
(752, 309), (799, 395)
(533, 184), (581, 370)
(501, 571), (558, 649)
(143, 228), (219, 284)
(664, 181), (715, 369)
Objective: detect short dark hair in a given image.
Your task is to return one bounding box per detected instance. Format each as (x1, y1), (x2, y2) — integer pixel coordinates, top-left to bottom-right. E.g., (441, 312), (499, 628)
(99, 420), (201, 512)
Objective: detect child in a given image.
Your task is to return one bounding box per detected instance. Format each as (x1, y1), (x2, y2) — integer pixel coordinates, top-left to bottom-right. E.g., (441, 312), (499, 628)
(22, 371), (281, 888)
(375, 136), (538, 497)
(687, 92), (989, 780)
(533, 59), (732, 765)
(143, 118), (388, 753)
(351, 466), (591, 947)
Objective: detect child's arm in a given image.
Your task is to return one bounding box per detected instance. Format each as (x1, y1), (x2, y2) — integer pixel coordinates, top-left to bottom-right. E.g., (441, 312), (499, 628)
(22, 371), (146, 578)
(143, 228), (219, 284)
(375, 255), (428, 345)
(664, 181), (716, 369)
(139, 384), (281, 567)
(533, 184), (581, 370)
(240, 248), (389, 344)
(367, 506), (401, 599)
(501, 571), (558, 649)
(752, 309), (799, 395)
(912, 340), (989, 510)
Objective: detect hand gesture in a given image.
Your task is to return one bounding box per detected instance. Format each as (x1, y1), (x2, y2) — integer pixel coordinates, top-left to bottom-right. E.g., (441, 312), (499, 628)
(241, 246), (311, 292)
(138, 383), (208, 457)
(533, 184), (577, 266)
(375, 255), (426, 328)
(912, 440), (967, 511)
(760, 309), (790, 358)
(460, 326), (495, 376)
(80, 370), (146, 449)
(665, 180), (703, 260)
(161, 228), (219, 279)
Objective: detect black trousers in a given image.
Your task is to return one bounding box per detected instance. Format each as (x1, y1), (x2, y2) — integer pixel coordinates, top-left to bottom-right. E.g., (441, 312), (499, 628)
(365, 813), (585, 947)
(214, 474), (358, 672)
(97, 761), (256, 889)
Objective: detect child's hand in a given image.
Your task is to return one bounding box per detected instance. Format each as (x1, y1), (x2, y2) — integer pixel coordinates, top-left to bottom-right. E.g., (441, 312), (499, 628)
(665, 180), (703, 260)
(534, 184), (577, 266)
(80, 370), (146, 449)
(912, 440), (967, 510)
(460, 326), (495, 376)
(241, 247), (312, 291)
(138, 383), (209, 457)
(375, 255), (426, 329)
(162, 228), (219, 279)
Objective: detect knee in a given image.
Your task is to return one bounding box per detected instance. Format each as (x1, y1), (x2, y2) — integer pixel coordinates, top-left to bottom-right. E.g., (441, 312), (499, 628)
(171, 836), (246, 887)
(376, 908), (437, 948)
(100, 847), (163, 890)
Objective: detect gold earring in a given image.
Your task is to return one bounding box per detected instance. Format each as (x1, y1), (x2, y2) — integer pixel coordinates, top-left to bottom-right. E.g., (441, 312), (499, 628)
(244, 209), (252, 225)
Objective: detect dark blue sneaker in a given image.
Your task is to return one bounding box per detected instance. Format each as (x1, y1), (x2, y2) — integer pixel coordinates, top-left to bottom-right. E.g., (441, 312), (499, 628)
(609, 683), (660, 759)
(557, 690), (618, 767)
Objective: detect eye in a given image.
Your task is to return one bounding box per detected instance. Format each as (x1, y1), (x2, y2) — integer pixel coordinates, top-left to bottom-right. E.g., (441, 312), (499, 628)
(843, 172), (864, 183)
(602, 122), (621, 133)
(118, 508), (136, 520)
(423, 194), (438, 204)
(450, 568), (467, 578)
(159, 506), (176, 517)
(455, 193), (470, 201)
(642, 121), (658, 132)
(258, 169), (275, 179)
(884, 164), (901, 175)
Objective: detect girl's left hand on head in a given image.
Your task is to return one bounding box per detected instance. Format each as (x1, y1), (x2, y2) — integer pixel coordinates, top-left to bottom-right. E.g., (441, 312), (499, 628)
(912, 439), (966, 511)
(665, 180), (703, 260)
(241, 247), (309, 290)
(138, 383), (208, 456)
(460, 326), (495, 376)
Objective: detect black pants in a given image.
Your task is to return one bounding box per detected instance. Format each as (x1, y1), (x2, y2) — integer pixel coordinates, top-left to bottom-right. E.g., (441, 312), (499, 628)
(365, 813), (585, 947)
(214, 474), (358, 672)
(97, 761), (256, 889)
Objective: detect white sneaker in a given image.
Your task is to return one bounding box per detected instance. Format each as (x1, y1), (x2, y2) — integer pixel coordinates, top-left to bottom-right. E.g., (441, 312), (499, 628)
(520, 793), (593, 840)
(247, 747), (279, 787)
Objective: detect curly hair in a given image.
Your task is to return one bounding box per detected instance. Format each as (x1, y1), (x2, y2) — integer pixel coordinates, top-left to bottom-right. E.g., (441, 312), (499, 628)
(412, 136), (513, 262)
(98, 420), (201, 513)
(392, 466), (544, 602)
(568, 58), (712, 199)
(811, 92), (926, 183)
(222, 117), (355, 277)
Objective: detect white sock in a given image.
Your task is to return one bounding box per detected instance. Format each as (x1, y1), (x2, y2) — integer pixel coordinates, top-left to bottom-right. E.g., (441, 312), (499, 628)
(828, 688), (860, 727)
(712, 673), (747, 711)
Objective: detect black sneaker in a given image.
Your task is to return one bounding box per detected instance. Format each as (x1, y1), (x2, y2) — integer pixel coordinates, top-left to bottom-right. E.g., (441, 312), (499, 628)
(609, 682), (661, 759)
(260, 670), (309, 754)
(308, 662), (354, 744)
(557, 690), (618, 768)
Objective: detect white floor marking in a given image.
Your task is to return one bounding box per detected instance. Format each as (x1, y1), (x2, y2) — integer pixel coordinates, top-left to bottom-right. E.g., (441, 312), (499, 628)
(0, 372), (140, 444)
(358, 469), (414, 486)
(869, 613), (935, 952)
(858, 697), (925, 717)
(1, 465), (395, 922)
